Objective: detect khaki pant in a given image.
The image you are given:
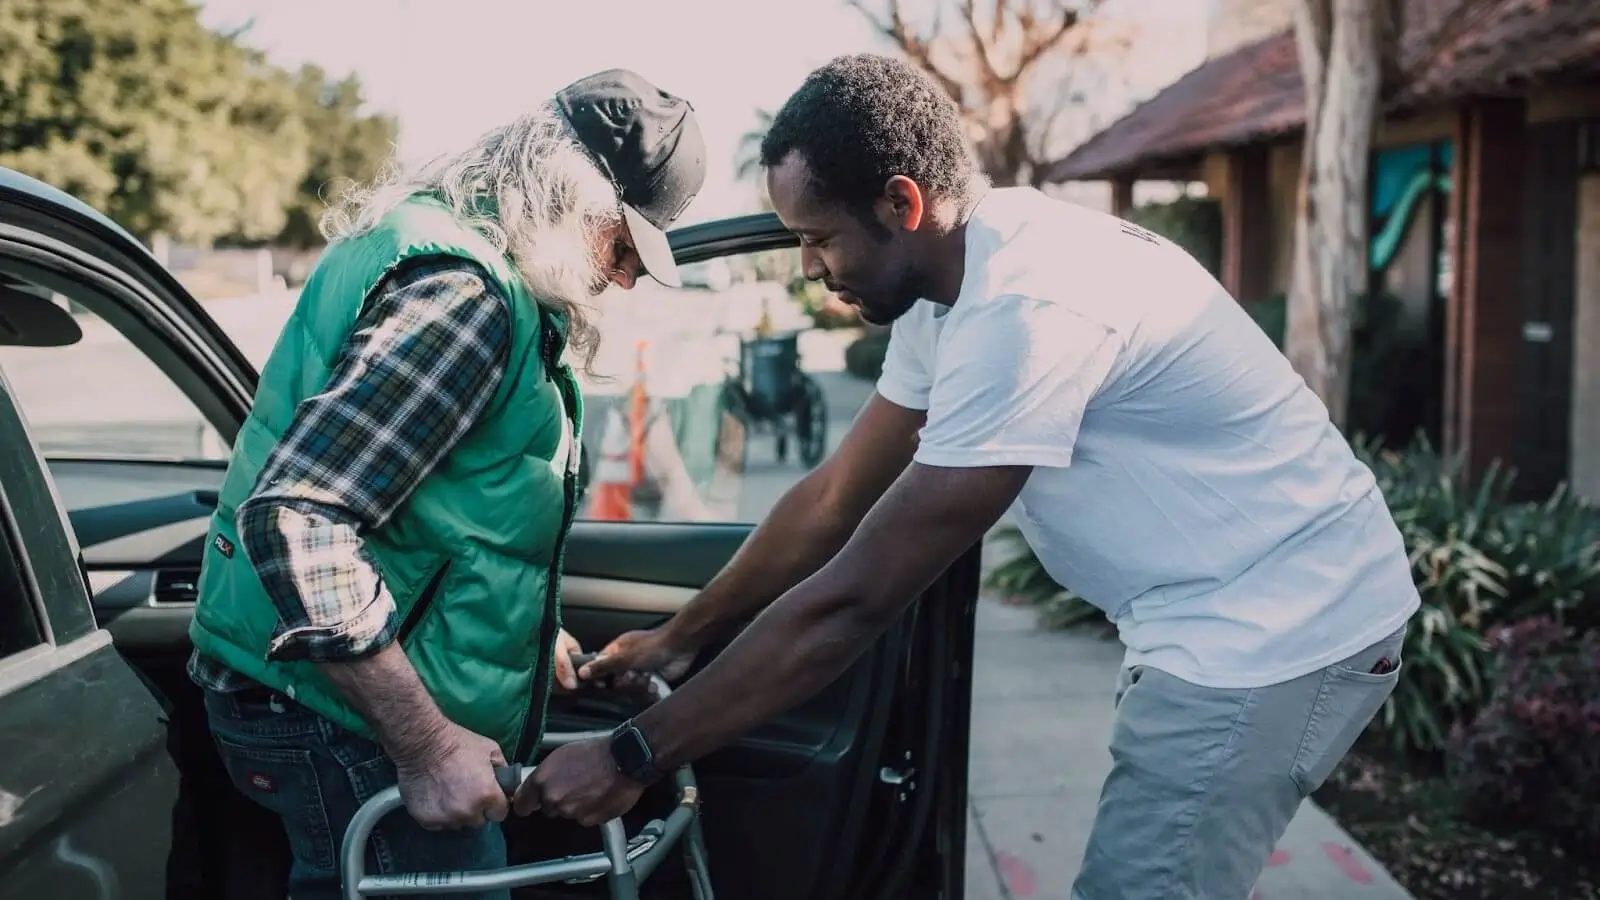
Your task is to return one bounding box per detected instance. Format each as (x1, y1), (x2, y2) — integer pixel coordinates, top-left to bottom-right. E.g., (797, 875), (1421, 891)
(1071, 626), (1406, 900)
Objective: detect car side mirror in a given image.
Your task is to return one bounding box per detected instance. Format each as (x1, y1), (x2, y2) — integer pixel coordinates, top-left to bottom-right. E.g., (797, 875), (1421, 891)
(0, 281), (83, 347)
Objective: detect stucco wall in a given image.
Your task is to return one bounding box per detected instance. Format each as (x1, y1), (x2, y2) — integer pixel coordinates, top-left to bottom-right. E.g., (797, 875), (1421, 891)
(1571, 175), (1600, 501)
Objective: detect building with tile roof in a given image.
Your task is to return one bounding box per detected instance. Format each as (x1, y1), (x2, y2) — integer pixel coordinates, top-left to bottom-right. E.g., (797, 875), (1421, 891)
(1047, 0), (1600, 499)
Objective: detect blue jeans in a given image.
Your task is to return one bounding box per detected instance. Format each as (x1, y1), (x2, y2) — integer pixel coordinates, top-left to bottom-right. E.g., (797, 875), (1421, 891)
(203, 686), (509, 900)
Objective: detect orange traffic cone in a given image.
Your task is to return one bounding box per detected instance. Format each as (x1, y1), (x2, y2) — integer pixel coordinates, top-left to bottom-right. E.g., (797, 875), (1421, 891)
(586, 342), (650, 521)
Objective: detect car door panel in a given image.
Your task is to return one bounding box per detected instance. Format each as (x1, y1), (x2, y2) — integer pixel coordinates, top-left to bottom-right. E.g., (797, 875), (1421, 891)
(71, 495), (214, 560)
(0, 373), (178, 900)
(0, 637), (178, 900)
(563, 578), (690, 617)
(561, 522), (894, 771)
(50, 457), (224, 567)
(562, 520), (753, 587)
(41, 456), (288, 900)
(45, 458), (220, 658)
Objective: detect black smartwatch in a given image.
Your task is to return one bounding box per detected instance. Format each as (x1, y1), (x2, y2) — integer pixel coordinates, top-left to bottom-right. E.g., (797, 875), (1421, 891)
(608, 719), (667, 786)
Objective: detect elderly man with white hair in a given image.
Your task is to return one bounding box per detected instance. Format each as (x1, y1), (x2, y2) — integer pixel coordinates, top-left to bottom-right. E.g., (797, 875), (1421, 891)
(184, 69), (705, 899)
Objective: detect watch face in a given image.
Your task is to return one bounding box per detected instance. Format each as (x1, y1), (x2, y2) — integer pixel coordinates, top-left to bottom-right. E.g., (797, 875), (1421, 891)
(610, 724), (651, 775)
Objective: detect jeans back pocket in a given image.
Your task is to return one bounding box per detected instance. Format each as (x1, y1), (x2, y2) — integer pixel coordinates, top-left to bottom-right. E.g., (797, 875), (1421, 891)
(212, 736), (338, 875)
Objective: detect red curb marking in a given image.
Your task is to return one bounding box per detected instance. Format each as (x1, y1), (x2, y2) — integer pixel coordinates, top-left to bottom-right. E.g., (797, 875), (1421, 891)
(1267, 849), (1292, 867)
(1323, 842), (1374, 884)
(995, 851), (1038, 896)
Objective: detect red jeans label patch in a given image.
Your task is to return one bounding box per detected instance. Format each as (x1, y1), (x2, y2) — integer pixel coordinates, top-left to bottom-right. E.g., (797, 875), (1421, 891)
(249, 772), (276, 792)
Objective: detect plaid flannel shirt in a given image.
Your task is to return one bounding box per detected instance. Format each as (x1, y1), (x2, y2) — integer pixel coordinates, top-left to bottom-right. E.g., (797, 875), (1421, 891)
(188, 258), (512, 692)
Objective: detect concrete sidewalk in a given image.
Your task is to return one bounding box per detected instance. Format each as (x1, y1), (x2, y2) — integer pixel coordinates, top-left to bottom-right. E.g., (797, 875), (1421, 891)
(962, 596), (1414, 900)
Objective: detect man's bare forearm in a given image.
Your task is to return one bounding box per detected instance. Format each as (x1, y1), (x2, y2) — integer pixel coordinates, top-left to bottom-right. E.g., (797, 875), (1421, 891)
(637, 463), (1030, 770)
(664, 394), (925, 651)
(317, 645), (452, 765)
(644, 563), (891, 769)
(667, 471), (857, 648)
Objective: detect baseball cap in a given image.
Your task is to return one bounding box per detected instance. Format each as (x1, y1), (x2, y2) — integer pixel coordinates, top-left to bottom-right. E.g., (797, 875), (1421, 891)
(555, 69), (706, 288)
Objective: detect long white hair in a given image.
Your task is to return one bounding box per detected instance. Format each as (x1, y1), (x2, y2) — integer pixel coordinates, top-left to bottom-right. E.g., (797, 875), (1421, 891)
(319, 102), (619, 373)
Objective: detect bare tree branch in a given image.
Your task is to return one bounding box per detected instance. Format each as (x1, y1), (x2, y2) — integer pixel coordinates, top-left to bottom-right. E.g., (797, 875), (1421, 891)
(1025, 80), (1088, 164)
(1016, 4), (1085, 77)
(846, 0), (969, 102)
(957, 0), (1004, 90)
(844, 0), (1115, 186)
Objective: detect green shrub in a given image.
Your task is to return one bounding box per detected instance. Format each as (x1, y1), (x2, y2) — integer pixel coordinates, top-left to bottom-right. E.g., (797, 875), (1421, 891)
(1485, 489), (1600, 635)
(1358, 436), (1600, 635)
(789, 277), (860, 330)
(1244, 292), (1432, 448)
(1242, 291), (1288, 345)
(1446, 616), (1600, 851)
(984, 526), (1111, 633)
(1361, 437), (1499, 752)
(1124, 196), (1222, 277)
(984, 433), (1600, 757)
(843, 329), (890, 381)
(1354, 436), (1600, 754)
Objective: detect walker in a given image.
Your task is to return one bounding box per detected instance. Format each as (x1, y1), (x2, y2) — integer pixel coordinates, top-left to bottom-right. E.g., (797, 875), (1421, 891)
(340, 658), (713, 900)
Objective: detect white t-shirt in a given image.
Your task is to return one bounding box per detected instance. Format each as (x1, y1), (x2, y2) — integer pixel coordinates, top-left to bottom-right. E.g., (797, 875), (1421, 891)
(876, 187), (1419, 689)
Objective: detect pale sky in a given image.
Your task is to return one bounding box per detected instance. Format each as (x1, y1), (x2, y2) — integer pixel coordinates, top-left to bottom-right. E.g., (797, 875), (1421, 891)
(198, 0), (1211, 224)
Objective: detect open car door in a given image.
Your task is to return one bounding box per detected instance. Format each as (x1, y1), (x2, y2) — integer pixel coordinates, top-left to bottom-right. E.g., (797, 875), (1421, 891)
(0, 325), (177, 900)
(0, 168), (979, 900)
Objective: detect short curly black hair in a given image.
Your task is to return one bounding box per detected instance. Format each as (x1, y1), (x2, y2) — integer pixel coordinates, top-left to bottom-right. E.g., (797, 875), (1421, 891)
(760, 53), (976, 210)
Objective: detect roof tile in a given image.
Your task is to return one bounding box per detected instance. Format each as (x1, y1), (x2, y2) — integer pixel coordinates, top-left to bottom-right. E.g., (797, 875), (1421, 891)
(1044, 31), (1302, 181)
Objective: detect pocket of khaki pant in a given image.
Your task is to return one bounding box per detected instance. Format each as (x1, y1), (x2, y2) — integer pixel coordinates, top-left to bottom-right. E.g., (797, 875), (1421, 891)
(1290, 628), (1405, 794)
(1112, 665), (1145, 709)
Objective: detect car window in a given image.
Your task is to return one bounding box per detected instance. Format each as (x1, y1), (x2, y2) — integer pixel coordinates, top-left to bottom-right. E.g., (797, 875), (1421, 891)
(0, 279), (228, 460)
(0, 472), (46, 661)
(574, 248), (871, 524)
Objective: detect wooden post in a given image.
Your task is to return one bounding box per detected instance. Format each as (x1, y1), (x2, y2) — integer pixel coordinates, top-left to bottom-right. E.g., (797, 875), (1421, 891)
(1110, 174), (1135, 218)
(1221, 146), (1273, 304)
(1444, 98), (1526, 481)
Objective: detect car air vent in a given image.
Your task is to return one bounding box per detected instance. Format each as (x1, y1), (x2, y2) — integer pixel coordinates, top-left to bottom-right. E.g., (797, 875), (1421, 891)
(150, 568), (202, 605)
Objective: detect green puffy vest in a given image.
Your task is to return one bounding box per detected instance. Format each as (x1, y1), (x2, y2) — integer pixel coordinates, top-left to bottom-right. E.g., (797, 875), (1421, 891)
(189, 194), (584, 763)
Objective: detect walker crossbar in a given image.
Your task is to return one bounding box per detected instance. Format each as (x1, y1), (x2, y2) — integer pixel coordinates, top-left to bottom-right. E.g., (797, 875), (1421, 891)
(339, 666), (712, 900)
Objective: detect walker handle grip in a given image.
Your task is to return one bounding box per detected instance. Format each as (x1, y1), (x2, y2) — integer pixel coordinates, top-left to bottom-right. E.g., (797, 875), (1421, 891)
(494, 764), (526, 795)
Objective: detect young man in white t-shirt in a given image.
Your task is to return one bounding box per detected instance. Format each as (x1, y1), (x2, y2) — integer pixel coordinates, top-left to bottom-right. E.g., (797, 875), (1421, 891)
(528, 53), (1419, 898)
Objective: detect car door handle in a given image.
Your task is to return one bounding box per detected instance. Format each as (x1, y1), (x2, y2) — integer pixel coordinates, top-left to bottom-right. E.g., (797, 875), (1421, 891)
(151, 567), (202, 604)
